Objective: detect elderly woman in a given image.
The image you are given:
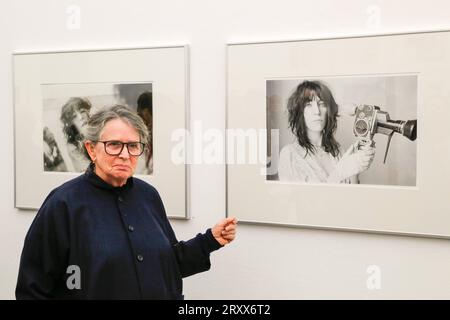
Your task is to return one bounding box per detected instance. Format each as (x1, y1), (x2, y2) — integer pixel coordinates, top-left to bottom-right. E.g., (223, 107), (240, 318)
(16, 105), (237, 299)
(278, 80), (376, 183)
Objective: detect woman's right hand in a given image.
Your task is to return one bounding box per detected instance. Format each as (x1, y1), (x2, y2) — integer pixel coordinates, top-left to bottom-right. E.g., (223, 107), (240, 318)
(348, 140), (376, 170)
(328, 141), (376, 182)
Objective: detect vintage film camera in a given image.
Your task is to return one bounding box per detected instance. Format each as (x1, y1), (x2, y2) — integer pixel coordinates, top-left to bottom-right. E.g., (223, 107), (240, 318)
(352, 105), (417, 163)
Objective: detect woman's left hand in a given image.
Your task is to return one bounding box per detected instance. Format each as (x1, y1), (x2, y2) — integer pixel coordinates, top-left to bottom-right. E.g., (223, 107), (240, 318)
(212, 217), (238, 246)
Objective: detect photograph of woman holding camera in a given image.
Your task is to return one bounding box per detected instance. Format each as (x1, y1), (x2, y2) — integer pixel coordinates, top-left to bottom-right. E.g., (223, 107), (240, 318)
(277, 80), (376, 183)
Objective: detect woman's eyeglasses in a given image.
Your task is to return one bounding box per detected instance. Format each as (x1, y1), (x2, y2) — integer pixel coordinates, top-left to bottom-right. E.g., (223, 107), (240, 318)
(94, 140), (146, 156)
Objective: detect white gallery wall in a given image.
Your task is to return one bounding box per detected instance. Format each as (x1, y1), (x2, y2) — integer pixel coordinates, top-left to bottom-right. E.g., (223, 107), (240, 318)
(1, 0), (450, 299)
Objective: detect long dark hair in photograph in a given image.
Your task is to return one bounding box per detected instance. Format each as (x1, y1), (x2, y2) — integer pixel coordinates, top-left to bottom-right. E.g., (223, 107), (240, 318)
(287, 80), (340, 157)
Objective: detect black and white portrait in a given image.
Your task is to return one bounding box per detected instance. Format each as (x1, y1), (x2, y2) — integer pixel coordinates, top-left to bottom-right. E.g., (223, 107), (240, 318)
(266, 75), (417, 187)
(42, 82), (153, 175)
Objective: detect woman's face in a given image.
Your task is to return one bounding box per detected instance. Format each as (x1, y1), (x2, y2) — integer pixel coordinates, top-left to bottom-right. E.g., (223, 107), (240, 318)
(303, 93), (327, 133)
(72, 109), (90, 135)
(86, 118), (140, 187)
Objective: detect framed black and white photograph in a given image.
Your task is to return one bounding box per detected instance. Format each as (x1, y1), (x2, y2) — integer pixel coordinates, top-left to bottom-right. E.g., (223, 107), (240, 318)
(227, 30), (450, 238)
(14, 46), (189, 218)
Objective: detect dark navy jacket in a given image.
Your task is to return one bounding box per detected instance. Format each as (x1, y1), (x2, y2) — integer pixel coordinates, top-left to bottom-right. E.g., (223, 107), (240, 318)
(16, 166), (222, 299)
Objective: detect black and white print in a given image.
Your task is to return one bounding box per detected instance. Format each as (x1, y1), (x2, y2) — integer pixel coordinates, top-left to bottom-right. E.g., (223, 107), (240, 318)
(266, 75), (417, 187)
(42, 82), (153, 175)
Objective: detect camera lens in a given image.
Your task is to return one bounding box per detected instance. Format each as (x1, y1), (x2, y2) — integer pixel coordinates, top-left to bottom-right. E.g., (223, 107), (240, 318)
(355, 119), (368, 136)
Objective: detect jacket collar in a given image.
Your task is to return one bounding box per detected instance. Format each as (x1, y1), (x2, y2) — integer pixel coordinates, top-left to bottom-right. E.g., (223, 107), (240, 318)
(85, 162), (134, 192)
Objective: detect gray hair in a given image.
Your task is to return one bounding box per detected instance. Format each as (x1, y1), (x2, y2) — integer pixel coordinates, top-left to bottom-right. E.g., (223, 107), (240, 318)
(83, 105), (149, 160)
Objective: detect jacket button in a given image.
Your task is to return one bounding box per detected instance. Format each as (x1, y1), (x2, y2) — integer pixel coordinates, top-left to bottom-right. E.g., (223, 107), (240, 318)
(137, 254), (144, 262)
(128, 225), (134, 232)
(118, 196), (123, 202)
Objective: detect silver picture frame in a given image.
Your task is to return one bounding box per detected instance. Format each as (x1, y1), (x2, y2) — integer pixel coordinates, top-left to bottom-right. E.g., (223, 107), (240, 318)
(13, 45), (190, 219)
(226, 30), (450, 238)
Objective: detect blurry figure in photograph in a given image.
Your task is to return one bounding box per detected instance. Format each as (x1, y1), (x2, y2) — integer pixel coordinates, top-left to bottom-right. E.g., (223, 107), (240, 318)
(113, 83), (140, 109)
(43, 126), (67, 172)
(278, 80), (376, 183)
(137, 91), (153, 175)
(60, 97), (92, 172)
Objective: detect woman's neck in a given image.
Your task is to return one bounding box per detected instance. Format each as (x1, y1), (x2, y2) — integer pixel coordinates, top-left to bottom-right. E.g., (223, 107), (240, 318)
(307, 130), (323, 147)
